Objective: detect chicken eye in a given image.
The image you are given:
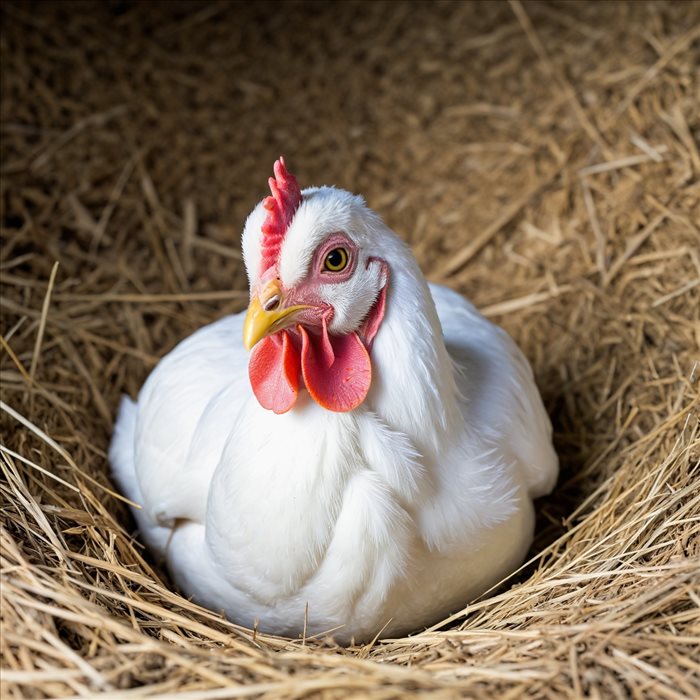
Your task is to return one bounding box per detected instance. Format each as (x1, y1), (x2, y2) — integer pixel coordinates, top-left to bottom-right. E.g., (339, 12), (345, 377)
(323, 247), (349, 272)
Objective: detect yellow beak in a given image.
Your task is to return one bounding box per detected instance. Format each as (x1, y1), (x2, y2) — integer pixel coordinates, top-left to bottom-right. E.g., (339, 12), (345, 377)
(242, 279), (310, 351)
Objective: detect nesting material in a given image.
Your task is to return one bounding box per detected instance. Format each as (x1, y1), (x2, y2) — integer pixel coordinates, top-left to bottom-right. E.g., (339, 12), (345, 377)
(1, 1), (699, 697)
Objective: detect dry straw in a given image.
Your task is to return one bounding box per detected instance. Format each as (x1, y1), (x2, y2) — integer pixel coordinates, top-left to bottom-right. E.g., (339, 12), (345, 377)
(1, 1), (699, 697)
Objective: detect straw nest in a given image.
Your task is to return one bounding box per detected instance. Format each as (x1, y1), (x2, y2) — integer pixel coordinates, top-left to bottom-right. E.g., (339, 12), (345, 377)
(2, 1), (699, 697)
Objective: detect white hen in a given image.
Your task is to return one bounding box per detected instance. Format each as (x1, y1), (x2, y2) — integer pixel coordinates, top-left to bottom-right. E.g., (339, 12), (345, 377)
(110, 158), (558, 643)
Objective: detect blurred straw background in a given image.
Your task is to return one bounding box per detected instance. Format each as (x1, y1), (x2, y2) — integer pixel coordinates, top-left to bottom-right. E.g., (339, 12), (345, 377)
(1, 0), (699, 697)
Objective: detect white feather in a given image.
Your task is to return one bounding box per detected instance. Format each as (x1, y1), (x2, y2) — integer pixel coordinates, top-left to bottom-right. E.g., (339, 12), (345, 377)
(110, 187), (558, 643)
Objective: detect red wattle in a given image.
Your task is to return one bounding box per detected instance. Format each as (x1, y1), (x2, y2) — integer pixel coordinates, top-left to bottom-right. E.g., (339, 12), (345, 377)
(248, 332), (300, 414)
(300, 322), (372, 413)
(359, 275), (387, 348)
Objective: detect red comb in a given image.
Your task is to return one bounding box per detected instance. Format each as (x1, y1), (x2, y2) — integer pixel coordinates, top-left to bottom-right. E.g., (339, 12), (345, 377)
(260, 156), (302, 273)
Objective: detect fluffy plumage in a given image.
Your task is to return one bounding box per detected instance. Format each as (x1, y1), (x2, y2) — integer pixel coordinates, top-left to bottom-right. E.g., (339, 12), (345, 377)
(110, 163), (558, 643)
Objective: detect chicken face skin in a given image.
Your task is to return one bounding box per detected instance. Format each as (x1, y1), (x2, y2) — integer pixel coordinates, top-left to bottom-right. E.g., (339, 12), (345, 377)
(244, 232), (387, 344)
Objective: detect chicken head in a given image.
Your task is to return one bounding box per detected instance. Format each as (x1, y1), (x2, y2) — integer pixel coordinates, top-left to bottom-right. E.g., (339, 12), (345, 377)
(241, 158), (389, 414)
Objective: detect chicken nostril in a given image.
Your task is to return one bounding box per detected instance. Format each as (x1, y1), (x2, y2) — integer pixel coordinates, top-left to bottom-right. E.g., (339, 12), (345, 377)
(263, 295), (281, 312)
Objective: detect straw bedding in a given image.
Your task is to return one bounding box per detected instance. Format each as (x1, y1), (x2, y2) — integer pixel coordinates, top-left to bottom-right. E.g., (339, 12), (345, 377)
(1, 0), (699, 697)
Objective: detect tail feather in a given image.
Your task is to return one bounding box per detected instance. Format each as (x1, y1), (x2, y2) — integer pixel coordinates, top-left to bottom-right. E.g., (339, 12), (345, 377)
(109, 396), (171, 557)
